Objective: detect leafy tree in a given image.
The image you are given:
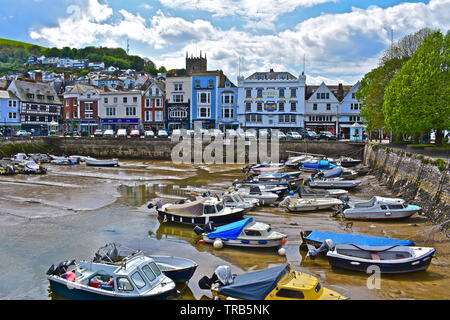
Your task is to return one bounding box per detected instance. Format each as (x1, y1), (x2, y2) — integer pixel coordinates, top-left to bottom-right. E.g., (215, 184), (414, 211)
(383, 30), (450, 145)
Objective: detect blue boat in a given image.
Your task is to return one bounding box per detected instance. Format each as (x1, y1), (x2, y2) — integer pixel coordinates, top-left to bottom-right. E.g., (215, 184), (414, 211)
(299, 160), (336, 171)
(318, 166), (343, 178)
(300, 230), (414, 251)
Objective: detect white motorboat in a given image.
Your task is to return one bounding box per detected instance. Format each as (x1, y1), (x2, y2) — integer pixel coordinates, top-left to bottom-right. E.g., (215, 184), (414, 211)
(195, 217), (287, 249)
(237, 186), (279, 205)
(294, 185), (348, 198)
(308, 178), (361, 189)
(46, 253), (176, 300)
(280, 197), (342, 212)
(86, 158), (119, 167)
(222, 191), (259, 212)
(336, 196), (421, 220)
(285, 155), (317, 168)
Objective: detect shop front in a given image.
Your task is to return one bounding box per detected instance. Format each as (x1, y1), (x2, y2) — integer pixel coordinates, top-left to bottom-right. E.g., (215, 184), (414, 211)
(101, 118), (140, 132)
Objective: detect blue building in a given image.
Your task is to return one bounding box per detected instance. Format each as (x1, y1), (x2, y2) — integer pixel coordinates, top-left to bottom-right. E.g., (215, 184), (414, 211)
(338, 81), (364, 138)
(0, 90), (21, 136)
(191, 74), (219, 129)
(218, 79), (239, 131)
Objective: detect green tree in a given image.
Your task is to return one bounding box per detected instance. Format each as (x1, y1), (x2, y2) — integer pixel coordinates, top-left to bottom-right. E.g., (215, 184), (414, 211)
(383, 30), (450, 145)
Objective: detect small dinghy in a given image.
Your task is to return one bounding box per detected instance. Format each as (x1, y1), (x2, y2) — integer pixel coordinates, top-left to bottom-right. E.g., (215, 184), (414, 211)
(93, 243), (198, 283)
(299, 160), (336, 172)
(336, 196), (421, 220)
(335, 157), (362, 168)
(279, 196), (342, 212)
(198, 264), (347, 300)
(18, 160), (46, 174)
(194, 217), (287, 249)
(308, 178), (361, 190)
(315, 166), (343, 178)
(300, 230), (415, 251)
(51, 158), (76, 165)
(151, 196), (244, 226)
(237, 186), (279, 205)
(242, 163), (285, 175)
(86, 158), (119, 167)
(294, 185), (348, 198)
(306, 239), (435, 274)
(46, 253), (176, 300)
(257, 171), (302, 181)
(285, 155), (317, 168)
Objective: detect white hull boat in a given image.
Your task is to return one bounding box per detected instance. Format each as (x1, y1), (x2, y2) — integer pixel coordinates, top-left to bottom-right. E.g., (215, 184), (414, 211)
(280, 197), (342, 212)
(237, 186), (279, 205)
(308, 178), (361, 189)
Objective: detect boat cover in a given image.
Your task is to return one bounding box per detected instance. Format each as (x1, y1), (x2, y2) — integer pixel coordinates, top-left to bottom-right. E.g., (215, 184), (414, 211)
(259, 173), (291, 179)
(301, 160), (336, 170)
(321, 166), (342, 178)
(217, 264), (290, 300)
(165, 198), (206, 217)
(208, 218), (253, 240)
(305, 231), (414, 246)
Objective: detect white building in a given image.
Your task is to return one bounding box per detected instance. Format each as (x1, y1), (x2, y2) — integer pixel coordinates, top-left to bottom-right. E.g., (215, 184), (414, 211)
(98, 90), (142, 132)
(165, 75), (192, 130)
(237, 69), (306, 131)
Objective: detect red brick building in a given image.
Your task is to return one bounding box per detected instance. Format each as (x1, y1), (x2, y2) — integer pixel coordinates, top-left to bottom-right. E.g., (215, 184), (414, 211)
(141, 79), (165, 131)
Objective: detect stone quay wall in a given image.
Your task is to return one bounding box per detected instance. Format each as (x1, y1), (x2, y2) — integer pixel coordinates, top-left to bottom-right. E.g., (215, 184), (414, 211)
(364, 143), (449, 227)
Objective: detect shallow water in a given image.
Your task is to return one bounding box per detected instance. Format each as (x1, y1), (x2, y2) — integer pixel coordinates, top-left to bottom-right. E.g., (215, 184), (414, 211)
(0, 160), (448, 300)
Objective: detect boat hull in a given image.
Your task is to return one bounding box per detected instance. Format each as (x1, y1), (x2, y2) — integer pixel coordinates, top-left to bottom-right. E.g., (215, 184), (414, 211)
(49, 279), (173, 300)
(151, 256), (198, 283)
(327, 250), (435, 274)
(203, 236), (284, 248)
(157, 210), (244, 226)
(343, 210), (418, 220)
(287, 204), (339, 212)
(86, 160), (119, 167)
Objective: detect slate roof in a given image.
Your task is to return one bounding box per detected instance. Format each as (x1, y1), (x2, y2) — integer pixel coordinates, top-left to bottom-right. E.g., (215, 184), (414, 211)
(10, 80), (62, 104)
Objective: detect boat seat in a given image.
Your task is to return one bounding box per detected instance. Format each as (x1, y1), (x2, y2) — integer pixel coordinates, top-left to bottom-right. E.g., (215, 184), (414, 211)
(370, 252), (380, 260)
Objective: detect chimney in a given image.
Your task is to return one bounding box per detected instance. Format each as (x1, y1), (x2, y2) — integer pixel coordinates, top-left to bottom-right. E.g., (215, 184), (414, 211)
(269, 68), (274, 73)
(337, 83), (344, 101)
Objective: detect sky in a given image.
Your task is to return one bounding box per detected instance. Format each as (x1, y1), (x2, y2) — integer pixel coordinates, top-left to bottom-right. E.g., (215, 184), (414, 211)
(1, 0), (449, 84)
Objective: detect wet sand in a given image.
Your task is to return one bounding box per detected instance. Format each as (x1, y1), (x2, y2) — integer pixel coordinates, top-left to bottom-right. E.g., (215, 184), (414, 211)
(0, 160), (448, 300)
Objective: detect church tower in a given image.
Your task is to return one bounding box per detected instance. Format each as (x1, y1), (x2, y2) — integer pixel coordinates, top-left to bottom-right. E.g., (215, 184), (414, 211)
(186, 51), (207, 74)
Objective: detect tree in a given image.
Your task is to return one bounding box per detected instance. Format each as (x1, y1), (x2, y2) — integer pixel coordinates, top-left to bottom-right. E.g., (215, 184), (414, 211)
(383, 30), (450, 145)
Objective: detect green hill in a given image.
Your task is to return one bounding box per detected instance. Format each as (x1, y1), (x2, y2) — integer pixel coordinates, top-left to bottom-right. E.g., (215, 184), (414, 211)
(0, 38), (47, 50)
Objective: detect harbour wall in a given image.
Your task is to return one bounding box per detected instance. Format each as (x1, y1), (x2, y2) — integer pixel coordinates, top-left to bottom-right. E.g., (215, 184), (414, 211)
(0, 137), (365, 162)
(364, 143), (449, 227)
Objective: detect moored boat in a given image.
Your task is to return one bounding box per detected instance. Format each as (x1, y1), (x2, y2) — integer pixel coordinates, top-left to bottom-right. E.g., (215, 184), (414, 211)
(299, 160), (336, 172)
(237, 186), (279, 205)
(336, 196), (421, 220)
(280, 197), (343, 212)
(198, 264), (347, 300)
(86, 158), (119, 167)
(47, 254), (176, 300)
(221, 190), (259, 212)
(308, 178), (361, 189)
(194, 217), (287, 249)
(150, 196), (245, 225)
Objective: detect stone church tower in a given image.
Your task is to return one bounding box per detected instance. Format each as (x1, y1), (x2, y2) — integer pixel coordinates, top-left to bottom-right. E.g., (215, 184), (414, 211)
(186, 51), (207, 74)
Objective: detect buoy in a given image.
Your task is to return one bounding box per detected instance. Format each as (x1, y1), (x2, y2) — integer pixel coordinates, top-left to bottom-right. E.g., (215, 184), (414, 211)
(278, 247), (286, 256)
(281, 237), (286, 245)
(213, 239), (223, 249)
(199, 240), (204, 244)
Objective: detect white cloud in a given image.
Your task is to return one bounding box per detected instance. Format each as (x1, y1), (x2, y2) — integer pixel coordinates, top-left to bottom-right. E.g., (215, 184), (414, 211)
(29, 0), (450, 84)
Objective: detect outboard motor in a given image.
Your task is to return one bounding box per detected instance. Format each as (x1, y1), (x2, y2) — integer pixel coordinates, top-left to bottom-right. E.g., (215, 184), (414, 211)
(193, 221), (215, 235)
(47, 260), (76, 276)
(198, 265), (234, 290)
(307, 239), (336, 260)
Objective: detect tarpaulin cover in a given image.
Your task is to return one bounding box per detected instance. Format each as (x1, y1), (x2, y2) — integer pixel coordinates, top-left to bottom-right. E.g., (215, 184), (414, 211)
(301, 160), (336, 170)
(305, 231), (414, 246)
(217, 264), (290, 300)
(321, 166), (343, 178)
(208, 217), (252, 240)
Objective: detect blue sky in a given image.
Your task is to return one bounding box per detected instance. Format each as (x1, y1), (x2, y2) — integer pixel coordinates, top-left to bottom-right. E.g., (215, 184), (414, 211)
(1, 0), (449, 84)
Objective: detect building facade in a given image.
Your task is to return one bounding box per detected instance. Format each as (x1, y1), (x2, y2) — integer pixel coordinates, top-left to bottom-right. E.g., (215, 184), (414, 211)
(338, 81), (364, 138)
(8, 80), (62, 136)
(165, 75), (192, 131)
(217, 79), (239, 131)
(63, 84), (101, 134)
(98, 90), (142, 132)
(142, 80), (165, 131)
(237, 70), (306, 132)
(0, 90), (21, 135)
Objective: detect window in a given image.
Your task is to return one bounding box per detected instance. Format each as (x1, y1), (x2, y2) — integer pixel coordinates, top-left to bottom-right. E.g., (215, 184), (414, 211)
(47, 96), (54, 101)
(145, 110), (153, 122)
(126, 107), (136, 116)
(326, 93), (330, 99)
(223, 108), (234, 119)
(276, 288), (304, 299)
(174, 83), (183, 91)
(104, 97), (108, 104)
(170, 110), (187, 118)
(155, 111), (163, 121)
(246, 89), (251, 98)
(279, 88), (285, 97)
(117, 277), (134, 292)
(246, 102), (251, 112)
(85, 113), (93, 119)
(173, 94), (183, 103)
(66, 112), (69, 119)
(73, 111), (77, 118)
(245, 230), (262, 236)
(290, 88), (296, 97)
(257, 114), (262, 122)
(313, 104), (317, 111)
(208, 80), (214, 88)
(85, 102), (93, 111)
(279, 102), (284, 112)
(113, 97), (118, 103)
(198, 106), (210, 118)
(66, 100), (69, 106)
(257, 102), (262, 111)
(131, 272), (146, 289)
(352, 92), (356, 99)
(146, 99), (150, 107)
(317, 93), (321, 99)
(326, 104), (331, 111)
(133, 97), (138, 103)
(290, 102), (296, 111)
(198, 92), (210, 104)
(142, 265), (156, 282)
(279, 115), (284, 123)
(8, 112), (17, 119)
(106, 107), (116, 116)
(149, 262), (162, 277)
(222, 94), (234, 105)
(37, 94), (44, 101)
(27, 93), (35, 99)
(291, 115), (296, 123)
(87, 94), (91, 99)
(257, 89), (262, 98)
(195, 80), (200, 88)
(123, 97), (128, 104)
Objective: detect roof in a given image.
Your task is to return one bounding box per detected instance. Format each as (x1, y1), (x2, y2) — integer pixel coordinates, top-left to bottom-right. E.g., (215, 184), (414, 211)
(0, 90), (19, 100)
(66, 83), (101, 95)
(9, 80), (62, 104)
(246, 71), (297, 81)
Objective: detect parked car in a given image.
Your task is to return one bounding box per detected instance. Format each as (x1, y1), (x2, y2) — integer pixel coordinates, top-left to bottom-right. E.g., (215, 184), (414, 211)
(130, 129), (140, 137)
(273, 131), (287, 140)
(304, 130), (318, 140)
(258, 129), (270, 138)
(94, 129), (103, 137)
(318, 131), (337, 140)
(157, 129), (169, 138)
(103, 129), (114, 137)
(286, 131), (302, 140)
(15, 130), (32, 137)
(116, 129), (127, 137)
(144, 130), (155, 138)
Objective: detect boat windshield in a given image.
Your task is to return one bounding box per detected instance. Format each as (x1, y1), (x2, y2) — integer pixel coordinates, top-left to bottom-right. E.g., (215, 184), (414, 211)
(131, 271), (146, 289)
(204, 205), (217, 215)
(142, 264), (156, 282)
(216, 203), (224, 212)
(149, 262), (162, 277)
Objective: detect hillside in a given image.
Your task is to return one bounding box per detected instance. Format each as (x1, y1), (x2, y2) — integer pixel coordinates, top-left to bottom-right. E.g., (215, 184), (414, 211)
(0, 38), (165, 76)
